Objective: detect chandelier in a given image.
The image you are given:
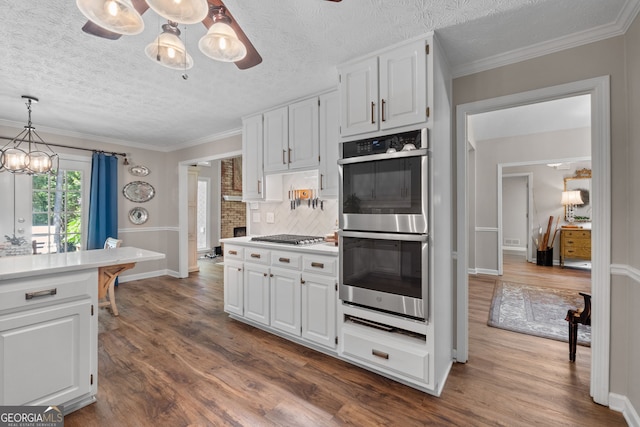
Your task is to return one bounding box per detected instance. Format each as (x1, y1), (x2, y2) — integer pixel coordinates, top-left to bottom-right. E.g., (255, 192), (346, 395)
(0, 96), (59, 175)
(76, 0), (248, 71)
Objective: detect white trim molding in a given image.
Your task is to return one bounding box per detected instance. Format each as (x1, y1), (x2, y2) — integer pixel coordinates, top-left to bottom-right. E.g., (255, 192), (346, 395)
(475, 227), (498, 232)
(119, 226), (179, 234)
(611, 264), (640, 284)
(610, 393), (640, 427)
(119, 269), (180, 283)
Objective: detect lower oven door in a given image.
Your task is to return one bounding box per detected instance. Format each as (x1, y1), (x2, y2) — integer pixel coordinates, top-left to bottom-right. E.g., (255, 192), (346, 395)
(339, 230), (429, 320)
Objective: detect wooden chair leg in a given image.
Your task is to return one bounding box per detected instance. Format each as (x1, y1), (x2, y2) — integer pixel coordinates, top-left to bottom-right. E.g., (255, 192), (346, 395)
(107, 279), (118, 316)
(569, 321), (577, 362)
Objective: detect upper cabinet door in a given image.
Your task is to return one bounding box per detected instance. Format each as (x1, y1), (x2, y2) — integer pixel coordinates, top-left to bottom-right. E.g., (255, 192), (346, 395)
(263, 106), (289, 174)
(288, 97), (319, 170)
(339, 56), (379, 137)
(379, 40), (427, 130)
(242, 114), (264, 201)
(318, 91), (339, 198)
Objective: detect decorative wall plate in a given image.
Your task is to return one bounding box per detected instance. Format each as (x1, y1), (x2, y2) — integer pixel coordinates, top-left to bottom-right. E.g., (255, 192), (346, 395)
(123, 181), (155, 202)
(129, 165), (150, 177)
(128, 207), (149, 224)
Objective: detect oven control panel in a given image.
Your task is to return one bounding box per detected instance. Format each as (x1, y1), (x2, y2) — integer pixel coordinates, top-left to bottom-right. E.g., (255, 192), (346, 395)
(342, 129), (425, 159)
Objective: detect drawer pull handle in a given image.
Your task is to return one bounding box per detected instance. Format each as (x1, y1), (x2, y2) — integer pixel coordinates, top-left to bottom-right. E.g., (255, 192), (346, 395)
(229, 250), (238, 255)
(263, 273), (268, 277)
(26, 288), (57, 300)
(301, 278), (306, 284)
(311, 262), (324, 269)
(251, 253), (261, 259)
(279, 257), (290, 263)
(237, 268), (242, 272)
(372, 349), (389, 360)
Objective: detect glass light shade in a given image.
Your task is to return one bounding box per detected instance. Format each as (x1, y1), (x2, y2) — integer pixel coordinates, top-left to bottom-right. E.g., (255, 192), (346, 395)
(145, 32), (194, 70)
(561, 190), (584, 206)
(1, 147), (28, 172)
(146, 0), (209, 24)
(76, 0), (144, 35)
(199, 22), (247, 62)
(27, 152), (56, 174)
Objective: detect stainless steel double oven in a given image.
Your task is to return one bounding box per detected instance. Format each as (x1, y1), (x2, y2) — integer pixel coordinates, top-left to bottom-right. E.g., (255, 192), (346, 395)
(338, 129), (430, 320)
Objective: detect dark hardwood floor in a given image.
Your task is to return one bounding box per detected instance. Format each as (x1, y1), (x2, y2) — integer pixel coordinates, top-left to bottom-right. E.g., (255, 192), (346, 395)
(64, 254), (624, 426)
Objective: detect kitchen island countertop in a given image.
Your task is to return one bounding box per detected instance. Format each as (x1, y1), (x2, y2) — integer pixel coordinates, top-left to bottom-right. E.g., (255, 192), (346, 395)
(0, 247), (165, 282)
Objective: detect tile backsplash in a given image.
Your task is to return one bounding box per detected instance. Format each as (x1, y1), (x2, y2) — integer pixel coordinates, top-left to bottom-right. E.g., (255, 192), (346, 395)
(249, 171), (338, 237)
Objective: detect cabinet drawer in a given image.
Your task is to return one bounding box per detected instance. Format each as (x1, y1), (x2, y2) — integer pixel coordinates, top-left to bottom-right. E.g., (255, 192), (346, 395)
(342, 323), (428, 382)
(0, 270), (96, 313)
(562, 230), (590, 239)
(302, 255), (337, 276)
(224, 245), (244, 261)
(562, 237), (590, 248)
(271, 251), (302, 270)
(244, 248), (270, 265)
(563, 246), (591, 259)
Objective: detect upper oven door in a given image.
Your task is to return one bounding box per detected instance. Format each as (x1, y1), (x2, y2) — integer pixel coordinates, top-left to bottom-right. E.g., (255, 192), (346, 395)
(339, 148), (428, 233)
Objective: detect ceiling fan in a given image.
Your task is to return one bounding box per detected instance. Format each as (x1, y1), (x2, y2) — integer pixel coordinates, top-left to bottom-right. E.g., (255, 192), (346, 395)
(77, 0), (342, 70)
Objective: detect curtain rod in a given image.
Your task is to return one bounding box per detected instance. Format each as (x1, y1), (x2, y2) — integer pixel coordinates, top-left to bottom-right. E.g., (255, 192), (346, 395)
(0, 135), (128, 159)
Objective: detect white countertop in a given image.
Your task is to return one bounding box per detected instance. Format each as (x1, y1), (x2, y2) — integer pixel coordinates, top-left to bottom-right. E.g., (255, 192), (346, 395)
(221, 236), (338, 256)
(0, 247), (165, 281)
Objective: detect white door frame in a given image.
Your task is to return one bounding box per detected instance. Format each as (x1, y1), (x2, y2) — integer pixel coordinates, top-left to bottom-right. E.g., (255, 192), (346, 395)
(178, 150), (242, 278)
(499, 172), (533, 267)
(456, 76), (611, 405)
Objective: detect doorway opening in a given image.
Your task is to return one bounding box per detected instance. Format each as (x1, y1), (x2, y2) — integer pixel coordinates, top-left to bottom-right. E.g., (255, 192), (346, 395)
(456, 76), (611, 405)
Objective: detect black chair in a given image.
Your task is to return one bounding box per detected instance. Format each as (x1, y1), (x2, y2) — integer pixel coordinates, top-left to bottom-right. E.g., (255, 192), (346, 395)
(565, 292), (591, 362)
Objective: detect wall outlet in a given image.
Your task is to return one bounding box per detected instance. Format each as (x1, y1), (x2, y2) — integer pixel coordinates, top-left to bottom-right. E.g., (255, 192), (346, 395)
(266, 212), (275, 223)
(252, 212), (261, 223)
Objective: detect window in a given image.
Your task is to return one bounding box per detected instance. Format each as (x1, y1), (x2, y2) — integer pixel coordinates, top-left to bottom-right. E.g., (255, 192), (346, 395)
(31, 159), (89, 254)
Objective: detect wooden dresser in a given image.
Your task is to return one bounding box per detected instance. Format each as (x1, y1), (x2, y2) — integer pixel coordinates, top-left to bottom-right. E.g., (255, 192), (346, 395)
(560, 228), (591, 267)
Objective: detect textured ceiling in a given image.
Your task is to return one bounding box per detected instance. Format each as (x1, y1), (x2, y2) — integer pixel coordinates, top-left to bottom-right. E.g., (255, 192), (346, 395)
(0, 0), (637, 151)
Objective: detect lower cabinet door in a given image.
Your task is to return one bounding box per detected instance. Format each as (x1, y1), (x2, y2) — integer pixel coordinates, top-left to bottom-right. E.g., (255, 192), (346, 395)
(244, 264), (270, 325)
(270, 267), (301, 336)
(223, 261), (244, 315)
(0, 298), (92, 406)
(301, 273), (336, 349)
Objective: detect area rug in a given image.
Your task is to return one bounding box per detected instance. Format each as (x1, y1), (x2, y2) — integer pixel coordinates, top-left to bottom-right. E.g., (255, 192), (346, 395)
(488, 282), (591, 346)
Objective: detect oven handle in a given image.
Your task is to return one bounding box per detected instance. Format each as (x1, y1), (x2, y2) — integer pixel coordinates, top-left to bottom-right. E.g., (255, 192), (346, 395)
(337, 147), (428, 165)
(338, 230), (428, 242)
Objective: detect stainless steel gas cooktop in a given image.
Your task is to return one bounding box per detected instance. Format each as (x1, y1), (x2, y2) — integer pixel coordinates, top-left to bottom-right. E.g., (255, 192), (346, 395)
(251, 234), (325, 245)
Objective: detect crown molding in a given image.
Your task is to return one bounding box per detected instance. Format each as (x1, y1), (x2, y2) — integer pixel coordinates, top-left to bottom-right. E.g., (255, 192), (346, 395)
(164, 128), (242, 153)
(452, 0), (640, 78)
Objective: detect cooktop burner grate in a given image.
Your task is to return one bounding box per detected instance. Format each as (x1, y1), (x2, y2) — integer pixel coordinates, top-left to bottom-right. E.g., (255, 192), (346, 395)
(251, 234), (325, 245)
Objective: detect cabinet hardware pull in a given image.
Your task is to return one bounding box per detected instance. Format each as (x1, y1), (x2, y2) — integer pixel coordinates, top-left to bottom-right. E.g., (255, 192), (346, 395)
(257, 179), (262, 194)
(311, 262), (324, 269)
(270, 274), (274, 277)
(301, 278), (306, 284)
(237, 268), (242, 272)
(381, 99), (386, 122)
(371, 101), (375, 124)
(251, 253), (261, 258)
(372, 349), (389, 360)
(279, 257), (290, 263)
(282, 149), (286, 164)
(263, 273), (267, 277)
(320, 174), (324, 190)
(288, 148), (292, 164)
(25, 288), (57, 300)
(229, 250), (237, 255)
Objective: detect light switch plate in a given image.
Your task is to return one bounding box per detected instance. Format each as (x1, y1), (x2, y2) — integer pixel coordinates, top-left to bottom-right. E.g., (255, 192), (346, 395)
(266, 212), (275, 223)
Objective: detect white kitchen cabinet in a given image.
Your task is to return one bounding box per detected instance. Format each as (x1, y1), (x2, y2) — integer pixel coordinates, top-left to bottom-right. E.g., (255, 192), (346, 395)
(301, 272), (336, 349)
(263, 106), (289, 173)
(339, 39), (428, 137)
(223, 260), (244, 316)
(318, 91), (340, 198)
(242, 114), (264, 201)
(269, 267), (301, 336)
(243, 263), (270, 326)
(288, 97), (319, 170)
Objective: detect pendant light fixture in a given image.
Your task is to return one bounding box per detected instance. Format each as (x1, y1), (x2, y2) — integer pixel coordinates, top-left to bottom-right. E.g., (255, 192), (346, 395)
(0, 96), (59, 175)
(145, 21), (194, 70)
(199, 6), (247, 63)
(76, 0), (144, 35)
(146, 0), (209, 25)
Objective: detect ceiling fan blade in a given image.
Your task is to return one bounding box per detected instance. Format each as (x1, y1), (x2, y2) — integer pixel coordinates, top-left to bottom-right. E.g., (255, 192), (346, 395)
(204, 0), (263, 70)
(81, 0), (149, 40)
